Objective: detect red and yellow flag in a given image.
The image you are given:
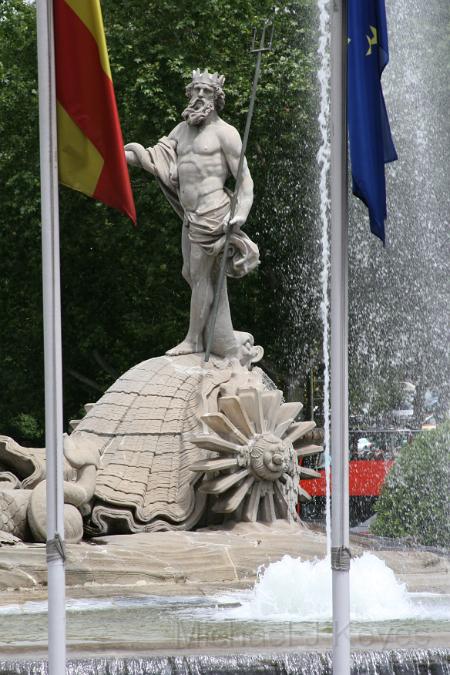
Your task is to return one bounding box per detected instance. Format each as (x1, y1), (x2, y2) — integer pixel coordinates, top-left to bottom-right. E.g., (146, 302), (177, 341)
(53, 0), (136, 223)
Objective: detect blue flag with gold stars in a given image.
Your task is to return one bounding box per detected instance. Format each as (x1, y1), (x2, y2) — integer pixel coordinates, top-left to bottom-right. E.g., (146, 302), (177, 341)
(348, 0), (397, 243)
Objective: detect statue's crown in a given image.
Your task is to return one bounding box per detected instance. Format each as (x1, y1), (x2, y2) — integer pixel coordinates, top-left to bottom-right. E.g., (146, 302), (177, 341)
(191, 68), (225, 88)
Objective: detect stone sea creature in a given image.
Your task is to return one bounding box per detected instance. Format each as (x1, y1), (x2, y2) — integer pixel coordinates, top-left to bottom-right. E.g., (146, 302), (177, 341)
(0, 433), (99, 543)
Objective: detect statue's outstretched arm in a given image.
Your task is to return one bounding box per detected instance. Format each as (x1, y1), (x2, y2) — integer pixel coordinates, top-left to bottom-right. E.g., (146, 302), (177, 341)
(124, 135), (181, 219)
(124, 142), (158, 176)
(125, 147), (142, 168)
(125, 123), (180, 179)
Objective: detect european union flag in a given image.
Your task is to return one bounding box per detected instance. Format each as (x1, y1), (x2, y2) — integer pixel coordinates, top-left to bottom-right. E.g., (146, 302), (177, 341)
(348, 0), (397, 243)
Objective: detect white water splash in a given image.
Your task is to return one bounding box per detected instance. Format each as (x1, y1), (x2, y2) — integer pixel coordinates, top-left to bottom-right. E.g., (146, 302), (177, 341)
(316, 0), (331, 555)
(211, 553), (450, 623)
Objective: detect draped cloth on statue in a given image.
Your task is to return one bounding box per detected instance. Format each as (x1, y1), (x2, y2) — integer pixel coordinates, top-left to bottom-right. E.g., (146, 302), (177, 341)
(125, 138), (259, 278)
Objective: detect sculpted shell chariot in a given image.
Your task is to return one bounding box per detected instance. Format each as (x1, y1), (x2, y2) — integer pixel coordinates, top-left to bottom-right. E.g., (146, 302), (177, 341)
(0, 351), (322, 542)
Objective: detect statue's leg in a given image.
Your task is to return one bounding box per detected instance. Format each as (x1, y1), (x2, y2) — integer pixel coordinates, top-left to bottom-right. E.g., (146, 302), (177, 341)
(203, 273), (237, 358)
(166, 243), (215, 356)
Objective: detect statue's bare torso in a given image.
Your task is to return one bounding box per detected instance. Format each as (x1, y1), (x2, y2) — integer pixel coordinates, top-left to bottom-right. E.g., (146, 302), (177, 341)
(169, 117), (238, 214)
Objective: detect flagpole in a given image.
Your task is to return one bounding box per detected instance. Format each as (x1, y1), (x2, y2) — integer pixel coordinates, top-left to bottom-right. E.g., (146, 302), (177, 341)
(330, 0), (350, 673)
(36, 1), (66, 673)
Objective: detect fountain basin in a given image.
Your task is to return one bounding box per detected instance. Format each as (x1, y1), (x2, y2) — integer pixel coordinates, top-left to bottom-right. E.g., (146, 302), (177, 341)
(0, 522), (448, 664)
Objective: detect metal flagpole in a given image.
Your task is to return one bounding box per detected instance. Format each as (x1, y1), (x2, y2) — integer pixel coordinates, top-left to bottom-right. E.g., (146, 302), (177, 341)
(36, 1), (66, 672)
(330, 0), (351, 673)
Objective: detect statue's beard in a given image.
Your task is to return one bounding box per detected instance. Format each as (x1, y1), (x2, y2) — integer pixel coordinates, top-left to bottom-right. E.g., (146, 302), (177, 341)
(182, 97), (215, 126)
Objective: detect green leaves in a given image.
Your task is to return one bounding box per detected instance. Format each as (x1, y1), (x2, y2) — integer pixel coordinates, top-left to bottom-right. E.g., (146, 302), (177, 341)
(1, 0), (320, 442)
(372, 422), (450, 548)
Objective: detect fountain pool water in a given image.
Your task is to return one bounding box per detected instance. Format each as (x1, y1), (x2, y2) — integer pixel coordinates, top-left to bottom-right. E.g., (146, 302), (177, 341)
(0, 552), (449, 673)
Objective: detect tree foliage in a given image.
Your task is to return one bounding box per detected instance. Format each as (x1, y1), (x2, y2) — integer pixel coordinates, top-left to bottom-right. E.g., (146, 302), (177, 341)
(372, 422), (450, 548)
(0, 0), (321, 443)
(2, 0), (448, 446)
(0, 0), (43, 443)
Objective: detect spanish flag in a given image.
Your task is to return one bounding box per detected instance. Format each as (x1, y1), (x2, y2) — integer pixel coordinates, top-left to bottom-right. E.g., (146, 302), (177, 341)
(54, 0), (136, 223)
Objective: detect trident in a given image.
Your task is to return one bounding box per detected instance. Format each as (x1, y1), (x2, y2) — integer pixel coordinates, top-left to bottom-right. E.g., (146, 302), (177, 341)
(204, 21), (274, 362)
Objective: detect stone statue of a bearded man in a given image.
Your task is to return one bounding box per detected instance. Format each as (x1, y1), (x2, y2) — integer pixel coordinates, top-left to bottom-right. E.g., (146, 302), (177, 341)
(125, 69), (259, 358)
